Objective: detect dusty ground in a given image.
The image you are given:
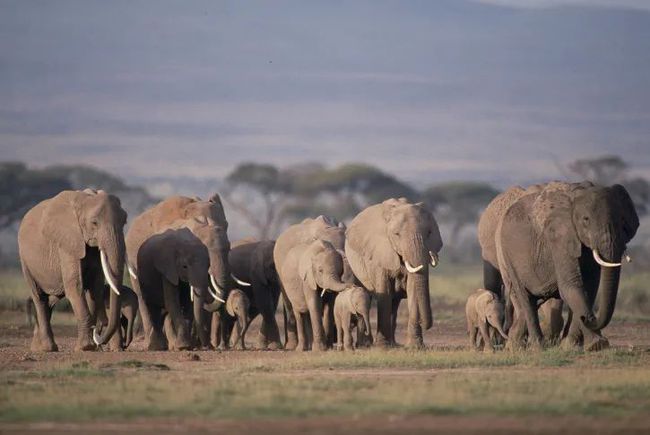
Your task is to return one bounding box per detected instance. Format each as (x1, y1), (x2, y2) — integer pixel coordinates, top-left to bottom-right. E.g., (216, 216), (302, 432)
(1, 309), (650, 434)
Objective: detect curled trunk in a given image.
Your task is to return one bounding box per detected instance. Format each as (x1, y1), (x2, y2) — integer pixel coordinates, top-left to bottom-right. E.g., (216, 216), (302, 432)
(94, 238), (125, 345)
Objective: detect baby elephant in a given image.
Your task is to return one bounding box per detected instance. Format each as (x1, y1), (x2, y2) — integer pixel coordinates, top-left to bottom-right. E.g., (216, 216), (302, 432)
(465, 289), (508, 351)
(334, 286), (372, 351)
(211, 289), (251, 350)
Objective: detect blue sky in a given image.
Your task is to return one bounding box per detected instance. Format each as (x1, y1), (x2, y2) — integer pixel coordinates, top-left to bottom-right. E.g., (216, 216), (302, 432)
(1, 0), (649, 187)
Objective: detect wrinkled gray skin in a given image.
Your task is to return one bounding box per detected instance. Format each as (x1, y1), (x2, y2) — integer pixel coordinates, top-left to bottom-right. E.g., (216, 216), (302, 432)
(210, 289), (251, 350)
(137, 228), (211, 351)
(539, 298), (564, 345)
(274, 216), (349, 351)
(334, 286), (372, 351)
(229, 239), (282, 349)
(18, 190), (126, 352)
(465, 289), (508, 351)
(479, 181), (639, 351)
(126, 195), (231, 350)
(346, 198), (443, 349)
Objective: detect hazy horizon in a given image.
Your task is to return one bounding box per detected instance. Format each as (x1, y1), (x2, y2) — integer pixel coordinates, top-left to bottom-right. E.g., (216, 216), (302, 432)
(2, 0), (649, 188)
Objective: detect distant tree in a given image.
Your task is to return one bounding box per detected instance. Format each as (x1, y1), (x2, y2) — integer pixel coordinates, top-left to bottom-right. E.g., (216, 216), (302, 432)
(422, 181), (499, 260)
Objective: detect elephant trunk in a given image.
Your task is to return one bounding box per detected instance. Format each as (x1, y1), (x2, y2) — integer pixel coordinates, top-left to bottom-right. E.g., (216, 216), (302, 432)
(193, 289), (207, 343)
(323, 275), (348, 293)
(404, 236), (433, 331)
(94, 233), (125, 345)
(361, 309), (372, 337)
(593, 261), (622, 330)
(209, 246), (232, 298)
(124, 312), (135, 348)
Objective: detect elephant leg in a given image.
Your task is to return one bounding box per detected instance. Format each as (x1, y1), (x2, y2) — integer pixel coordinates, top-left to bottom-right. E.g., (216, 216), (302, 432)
(256, 286), (282, 350)
(162, 281), (191, 351)
(335, 315), (343, 351)
(293, 309), (308, 351)
(62, 261), (96, 352)
(321, 298), (336, 349)
(146, 305), (168, 351)
(375, 284), (394, 348)
(163, 314), (177, 350)
(505, 309), (527, 351)
(282, 292), (299, 350)
(210, 311), (220, 349)
(478, 321), (493, 352)
(390, 293), (401, 344)
(108, 323), (124, 352)
(468, 327), (478, 350)
(343, 313), (353, 351)
(132, 277), (155, 346)
(305, 289), (326, 351)
(22, 266), (58, 352)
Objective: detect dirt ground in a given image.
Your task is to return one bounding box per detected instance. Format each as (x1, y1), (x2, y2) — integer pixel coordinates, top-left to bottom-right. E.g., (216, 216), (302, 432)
(1, 309), (650, 434)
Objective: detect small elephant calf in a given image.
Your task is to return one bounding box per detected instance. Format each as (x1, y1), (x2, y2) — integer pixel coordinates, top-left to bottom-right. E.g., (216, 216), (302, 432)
(334, 286), (372, 351)
(465, 289), (508, 351)
(210, 289), (251, 350)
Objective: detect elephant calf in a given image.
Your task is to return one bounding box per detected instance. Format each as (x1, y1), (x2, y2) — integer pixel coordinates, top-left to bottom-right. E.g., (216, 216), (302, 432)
(465, 289), (508, 351)
(334, 286), (372, 351)
(210, 289), (251, 350)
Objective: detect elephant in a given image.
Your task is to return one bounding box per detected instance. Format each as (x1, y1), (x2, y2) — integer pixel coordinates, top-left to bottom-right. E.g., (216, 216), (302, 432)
(274, 215), (348, 350)
(539, 298), (564, 345)
(229, 239), (282, 349)
(345, 198), (443, 349)
(210, 289), (251, 350)
(334, 286), (372, 351)
(126, 194), (236, 349)
(136, 227), (211, 351)
(18, 189), (127, 352)
(465, 289), (508, 351)
(479, 181), (639, 350)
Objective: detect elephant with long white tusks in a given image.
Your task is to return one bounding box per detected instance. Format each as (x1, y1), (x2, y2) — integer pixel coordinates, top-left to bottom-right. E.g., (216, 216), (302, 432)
(345, 198), (443, 349)
(18, 189), (127, 352)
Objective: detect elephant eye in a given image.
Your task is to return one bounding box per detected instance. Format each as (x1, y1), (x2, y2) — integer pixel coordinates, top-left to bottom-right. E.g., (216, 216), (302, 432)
(583, 216), (589, 223)
(90, 219), (98, 227)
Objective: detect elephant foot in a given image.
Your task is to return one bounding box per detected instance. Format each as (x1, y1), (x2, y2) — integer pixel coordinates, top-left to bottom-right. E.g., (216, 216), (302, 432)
(266, 341), (283, 351)
(284, 338), (298, 351)
(75, 341), (98, 352)
(373, 335), (392, 349)
(560, 335), (582, 351)
(405, 335), (425, 350)
(31, 337), (58, 352)
(505, 340), (526, 352)
(584, 335), (609, 352)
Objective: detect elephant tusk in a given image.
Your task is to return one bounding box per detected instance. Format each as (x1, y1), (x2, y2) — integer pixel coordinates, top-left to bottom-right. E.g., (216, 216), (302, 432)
(210, 274), (224, 296)
(592, 249), (622, 268)
(100, 250), (121, 296)
(208, 285), (226, 303)
(92, 327), (102, 346)
(321, 289), (327, 297)
(232, 274), (251, 287)
(190, 285), (195, 302)
(404, 261), (424, 273)
(429, 251), (439, 268)
(127, 263), (138, 281)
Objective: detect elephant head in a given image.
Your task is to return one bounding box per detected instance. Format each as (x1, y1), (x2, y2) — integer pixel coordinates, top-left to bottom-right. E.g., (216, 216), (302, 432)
(43, 190), (127, 346)
(475, 290), (508, 340)
(349, 286), (372, 338)
(226, 289), (251, 349)
(532, 182), (639, 330)
(152, 228), (211, 347)
(299, 240), (349, 294)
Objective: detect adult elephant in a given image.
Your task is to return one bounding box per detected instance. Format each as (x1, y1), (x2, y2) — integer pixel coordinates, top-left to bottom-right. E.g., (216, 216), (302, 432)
(18, 190), (127, 352)
(229, 239), (282, 349)
(126, 195), (236, 348)
(345, 198), (443, 348)
(480, 181), (639, 350)
(274, 215), (347, 349)
(137, 228), (211, 350)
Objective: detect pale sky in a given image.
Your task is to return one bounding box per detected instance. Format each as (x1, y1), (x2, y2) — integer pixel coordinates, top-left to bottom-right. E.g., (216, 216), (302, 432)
(1, 0), (649, 187)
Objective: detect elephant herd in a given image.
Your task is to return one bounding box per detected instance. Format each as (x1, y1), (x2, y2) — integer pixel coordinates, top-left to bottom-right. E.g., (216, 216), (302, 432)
(17, 179), (638, 354)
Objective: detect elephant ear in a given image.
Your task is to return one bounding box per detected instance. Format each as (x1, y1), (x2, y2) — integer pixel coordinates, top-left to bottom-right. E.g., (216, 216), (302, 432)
(154, 235), (179, 286)
(611, 184), (640, 243)
(299, 241), (322, 291)
(42, 191), (86, 259)
(532, 189), (581, 258)
(475, 291), (496, 320)
(251, 243), (269, 287)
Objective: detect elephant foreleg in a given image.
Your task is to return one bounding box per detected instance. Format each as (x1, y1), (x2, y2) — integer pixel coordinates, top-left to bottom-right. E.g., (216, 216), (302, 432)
(293, 309), (308, 352)
(375, 284), (394, 348)
(162, 281), (191, 351)
(468, 326), (478, 350)
(478, 320), (493, 352)
(61, 258), (95, 351)
(343, 313), (353, 351)
(281, 291), (298, 350)
(305, 288), (326, 352)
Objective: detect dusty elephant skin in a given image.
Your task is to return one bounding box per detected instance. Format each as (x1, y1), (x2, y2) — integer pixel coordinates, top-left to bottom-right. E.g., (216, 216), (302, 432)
(479, 181), (639, 351)
(18, 189), (127, 352)
(465, 289), (508, 351)
(136, 228), (211, 351)
(229, 239), (283, 349)
(125, 195), (232, 350)
(334, 286), (372, 350)
(210, 289), (251, 350)
(345, 198), (443, 349)
(274, 216), (352, 351)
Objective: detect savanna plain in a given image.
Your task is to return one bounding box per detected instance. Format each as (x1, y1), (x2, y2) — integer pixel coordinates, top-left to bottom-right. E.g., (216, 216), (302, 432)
(1, 265), (650, 434)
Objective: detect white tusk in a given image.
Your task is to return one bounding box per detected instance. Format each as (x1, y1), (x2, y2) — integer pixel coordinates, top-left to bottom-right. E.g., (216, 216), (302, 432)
(592, 249), (622, 268)
(321, 289), (326, 297)
(190, 285), (195, 302)
(210, 274), (224, 296)
(92, 327), (101, 346)
(208, 286), (226, 303)
(127, 264), (138, 281)
(404, 261), (424, 273)
(429, 251), (439, 268)
(232, 274), (251, 286)
(100, 250), (121, 296)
